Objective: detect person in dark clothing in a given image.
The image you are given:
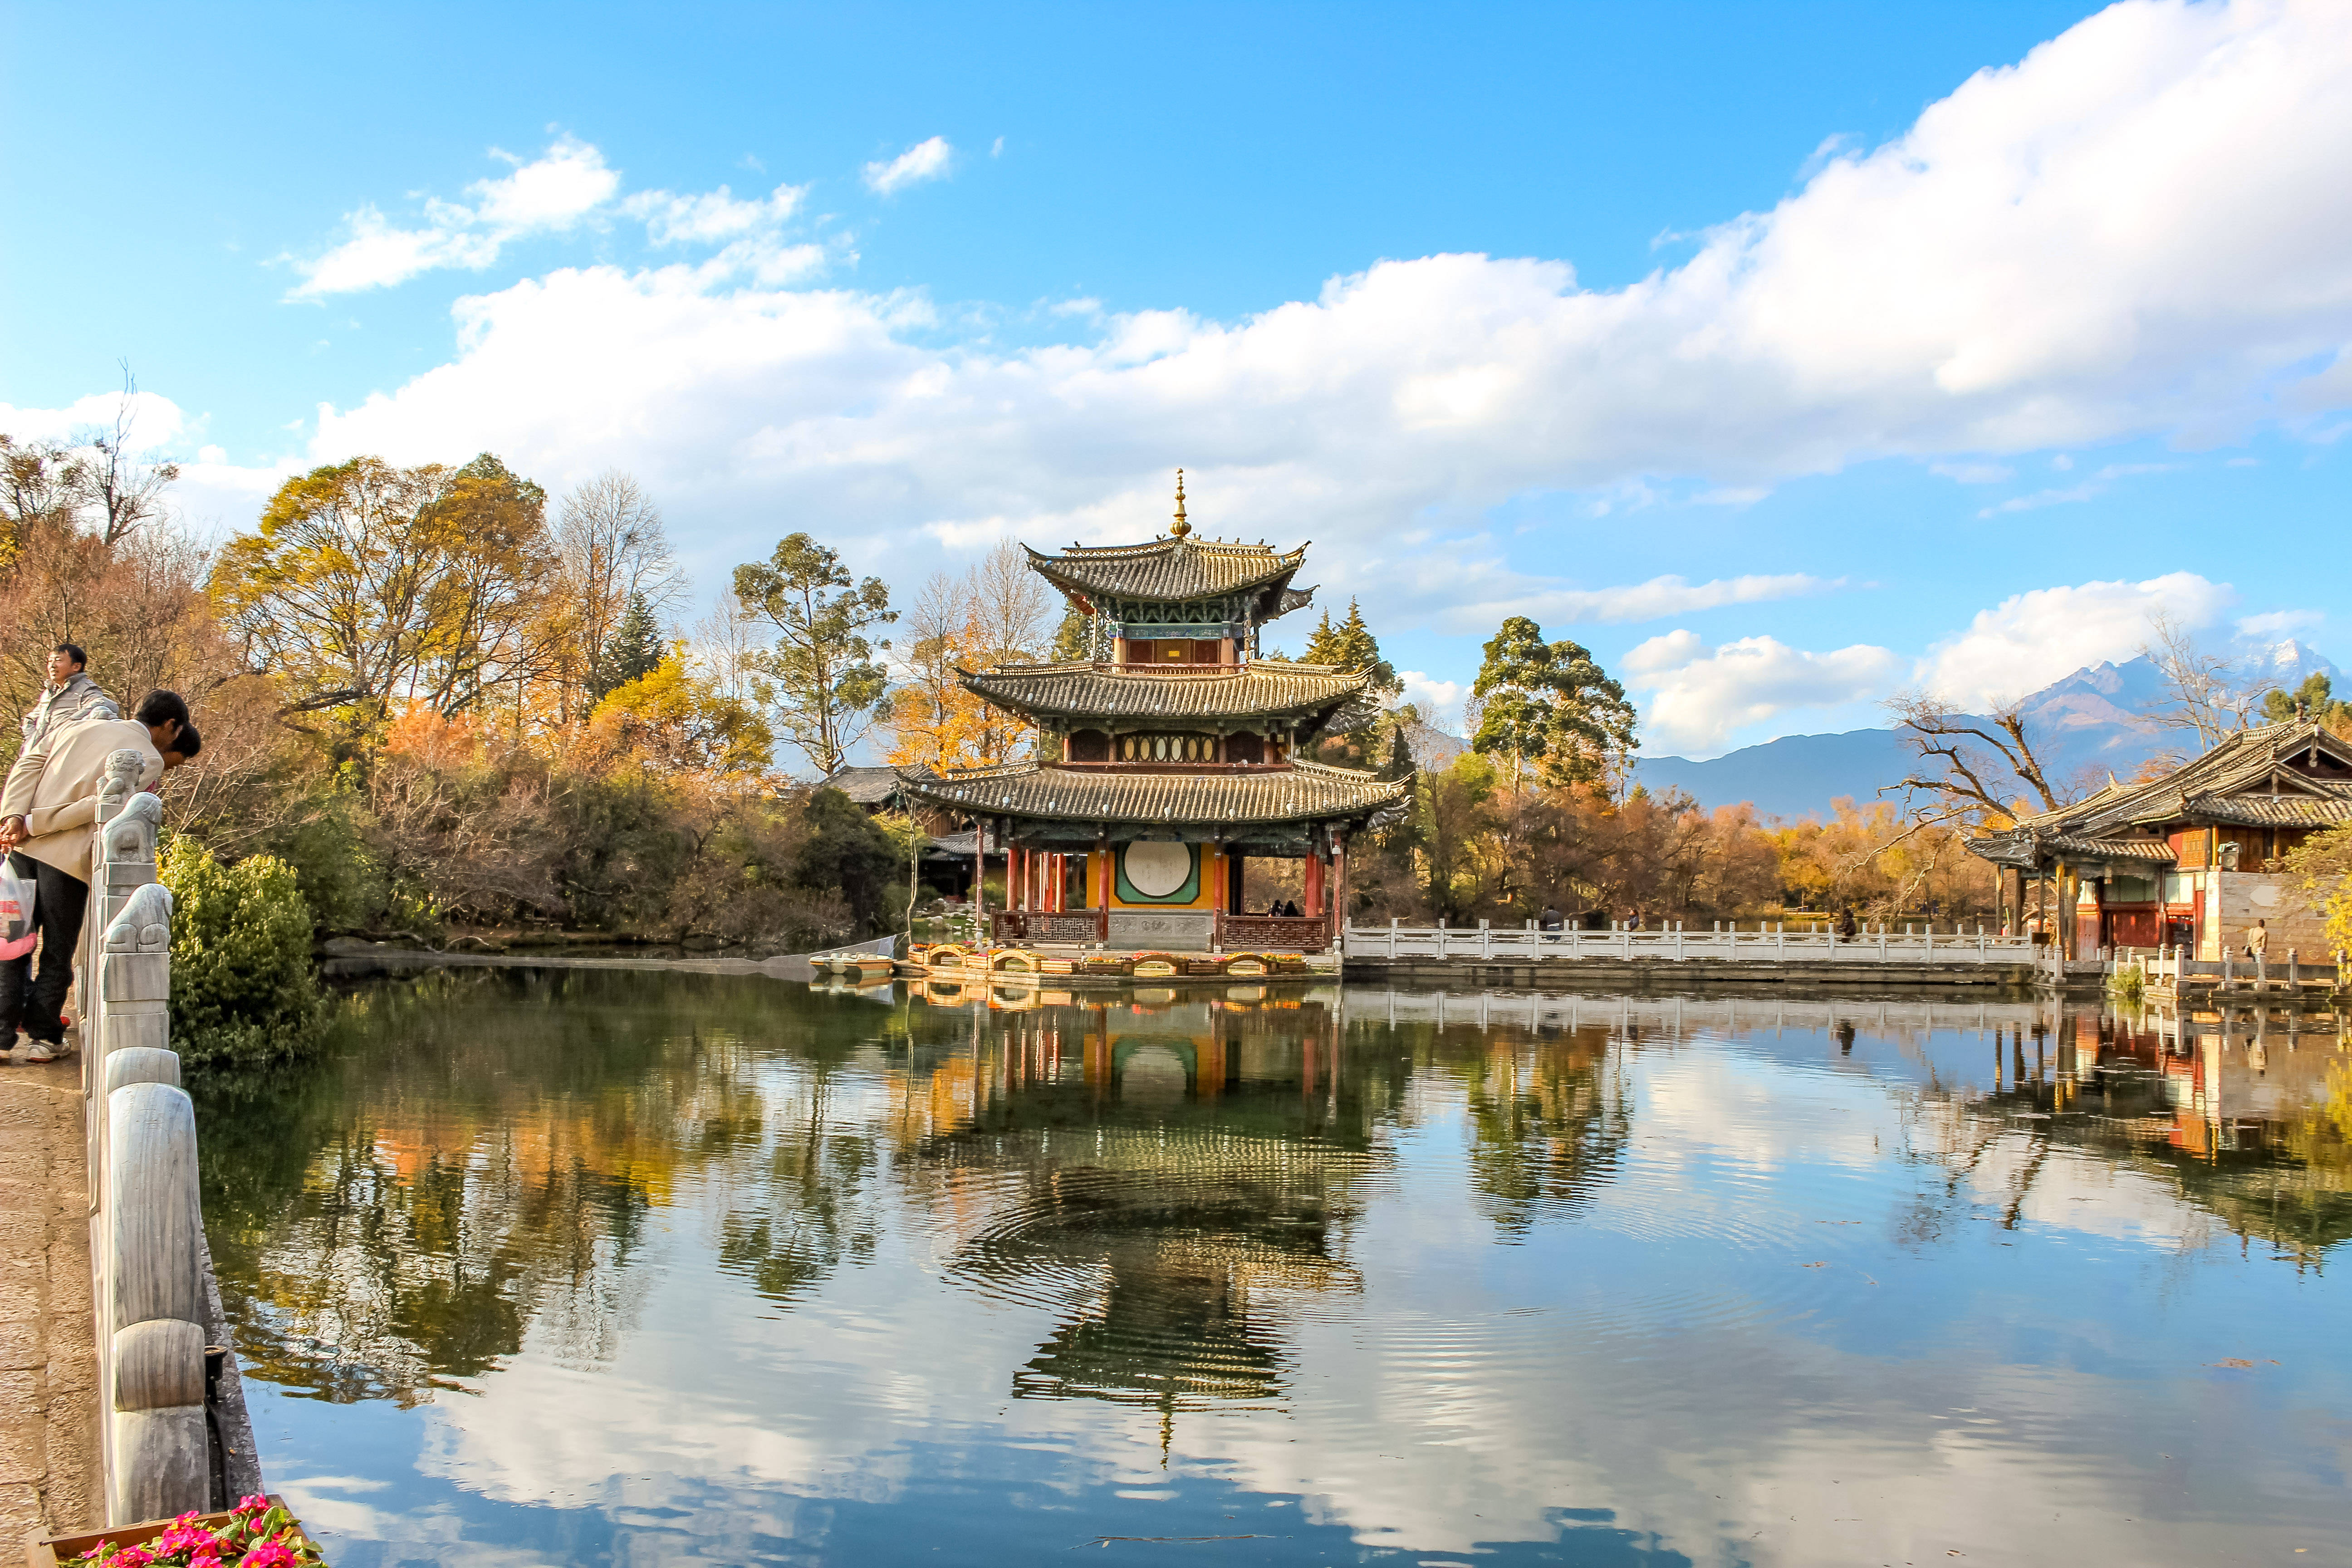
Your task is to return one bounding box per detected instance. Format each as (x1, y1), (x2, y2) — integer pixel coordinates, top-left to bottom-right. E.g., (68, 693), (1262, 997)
(1835, 907), (1858, 942)
(1539, 905), (1563, 931)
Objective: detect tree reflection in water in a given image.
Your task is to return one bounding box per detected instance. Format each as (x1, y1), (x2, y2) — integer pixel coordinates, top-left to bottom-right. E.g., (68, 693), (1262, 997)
(193, 973), (2350, 1429)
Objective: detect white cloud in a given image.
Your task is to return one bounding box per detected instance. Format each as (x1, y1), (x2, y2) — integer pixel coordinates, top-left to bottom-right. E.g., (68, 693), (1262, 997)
(1978, 481), (2101, 515)
(862, 136), (954, 195)
(1976, 460), (2182, 515)
(1396, 671), (1464, 724)
(288, 136), (621, 297)
(470, 137), (620, 229)
(2236, 607), (2324, 638)
(1344, 551), (1840, 634)
(0, 390), (185, 448)
(1930, 460), (2013, 483)
(1626, 631), (1901, 755)
(624, 182), (805, 245)
(200, 0), (2352, 592)
(1503, 573), (1836, 626)
(1916, 571), (2236, 708)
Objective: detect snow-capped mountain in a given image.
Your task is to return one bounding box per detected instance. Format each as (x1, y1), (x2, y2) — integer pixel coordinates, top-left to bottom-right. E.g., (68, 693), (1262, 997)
(1630, 639), (2341, 820)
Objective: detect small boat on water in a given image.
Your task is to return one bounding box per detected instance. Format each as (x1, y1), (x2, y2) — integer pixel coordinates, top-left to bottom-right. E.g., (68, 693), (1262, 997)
(806, 934), (901, 980)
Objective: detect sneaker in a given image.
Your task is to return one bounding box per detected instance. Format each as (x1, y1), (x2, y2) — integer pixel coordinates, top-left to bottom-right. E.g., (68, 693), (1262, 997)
(20, 1041), (56, 1063)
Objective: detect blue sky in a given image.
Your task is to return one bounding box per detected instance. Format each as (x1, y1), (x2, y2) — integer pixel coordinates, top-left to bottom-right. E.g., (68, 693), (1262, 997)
(5, 0), (2348, 762)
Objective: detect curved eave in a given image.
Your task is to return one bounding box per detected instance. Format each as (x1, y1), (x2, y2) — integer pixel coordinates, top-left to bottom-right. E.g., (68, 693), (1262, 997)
(893, 760), (1407, 828)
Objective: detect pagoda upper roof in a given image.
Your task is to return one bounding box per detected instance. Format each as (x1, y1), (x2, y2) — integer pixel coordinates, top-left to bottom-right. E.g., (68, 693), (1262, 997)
(1026, 535), (1310, 613)
(895, 758), (1408, 828)
(1969, 718), (2352, 869)
(960, 660), (1368, 724)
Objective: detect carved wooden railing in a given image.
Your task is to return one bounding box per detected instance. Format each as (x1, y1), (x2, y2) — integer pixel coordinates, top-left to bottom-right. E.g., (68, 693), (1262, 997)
(1220, 914), (1331, 952)
(80, 749), (212, 1524)
(992, 910), (1104, 944)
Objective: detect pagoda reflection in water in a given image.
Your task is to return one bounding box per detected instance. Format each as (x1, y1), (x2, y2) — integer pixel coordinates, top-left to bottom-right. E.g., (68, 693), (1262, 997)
(897, 988), (1383, 1412)
(893, 984), (1634, 1414)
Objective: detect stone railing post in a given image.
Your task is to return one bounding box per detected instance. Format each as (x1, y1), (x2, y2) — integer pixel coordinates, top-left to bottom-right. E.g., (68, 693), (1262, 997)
(79, 764), (210, 1524)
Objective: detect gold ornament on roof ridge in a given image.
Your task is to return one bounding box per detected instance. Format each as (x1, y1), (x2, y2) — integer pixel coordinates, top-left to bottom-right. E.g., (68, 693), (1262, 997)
(1171, 468), (1190, 538)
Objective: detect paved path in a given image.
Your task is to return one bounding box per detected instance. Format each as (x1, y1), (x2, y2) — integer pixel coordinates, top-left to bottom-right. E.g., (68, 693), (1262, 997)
(0, 1048), (99, 1544)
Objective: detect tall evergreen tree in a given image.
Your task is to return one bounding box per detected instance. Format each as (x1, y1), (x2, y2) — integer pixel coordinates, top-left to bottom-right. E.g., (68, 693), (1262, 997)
(1470, 616), (1637, 791)
(1295, 598), (1402, 760)
(592, 591), (665, 700)
(1379, 718), (1416, 782)
(1299, 599), (1401, 700)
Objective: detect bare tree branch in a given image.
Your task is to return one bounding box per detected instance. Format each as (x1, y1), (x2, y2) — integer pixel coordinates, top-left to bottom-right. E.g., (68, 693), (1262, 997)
(1884, 690), (2067, 823)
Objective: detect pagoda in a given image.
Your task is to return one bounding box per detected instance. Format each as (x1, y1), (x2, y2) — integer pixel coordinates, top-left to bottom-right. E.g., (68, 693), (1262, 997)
(897, 474), (1409, 956)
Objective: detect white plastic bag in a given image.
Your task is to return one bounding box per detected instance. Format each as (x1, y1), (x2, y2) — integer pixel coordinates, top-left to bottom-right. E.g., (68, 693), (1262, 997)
(0, 856), (37, 960)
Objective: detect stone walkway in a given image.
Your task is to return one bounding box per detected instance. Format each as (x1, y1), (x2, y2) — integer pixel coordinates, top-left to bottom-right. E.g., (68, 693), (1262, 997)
(0, 1047), (99, 1545)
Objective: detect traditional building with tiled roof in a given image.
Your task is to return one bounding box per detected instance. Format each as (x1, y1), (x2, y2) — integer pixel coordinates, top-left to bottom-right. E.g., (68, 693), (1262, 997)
(897, 473), (1409, 954)
(1968, 718), (2352, 960)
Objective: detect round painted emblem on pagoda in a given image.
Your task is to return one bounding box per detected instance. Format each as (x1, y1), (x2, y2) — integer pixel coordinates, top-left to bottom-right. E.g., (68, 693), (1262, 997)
(1122, 840), (1193, 897)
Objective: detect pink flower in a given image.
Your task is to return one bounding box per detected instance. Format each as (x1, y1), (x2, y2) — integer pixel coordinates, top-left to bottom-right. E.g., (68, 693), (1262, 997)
(235, 1541), (299, 1568)
(155, 1525), (218, 1557)
(108, 1550), (154, 1568)
(233, 1498), (273, 1516)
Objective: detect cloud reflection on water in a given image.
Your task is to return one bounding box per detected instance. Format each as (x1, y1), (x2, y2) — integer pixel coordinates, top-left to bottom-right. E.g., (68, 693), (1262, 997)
(198, 976), (2352, 1565)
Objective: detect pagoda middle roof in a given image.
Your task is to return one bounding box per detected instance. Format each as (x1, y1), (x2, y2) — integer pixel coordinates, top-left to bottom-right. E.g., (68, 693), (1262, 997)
(895, 758), (1409, 828)
(1026, 535), (1308, 606)
(960, 661), (1368, 722)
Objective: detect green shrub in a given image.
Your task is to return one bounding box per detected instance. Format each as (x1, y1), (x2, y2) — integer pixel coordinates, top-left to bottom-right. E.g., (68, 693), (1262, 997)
(159, 838), (328, 1066)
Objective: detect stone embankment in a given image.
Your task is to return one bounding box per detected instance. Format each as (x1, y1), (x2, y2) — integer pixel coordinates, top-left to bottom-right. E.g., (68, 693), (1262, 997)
(0, 1051), (100, 1541)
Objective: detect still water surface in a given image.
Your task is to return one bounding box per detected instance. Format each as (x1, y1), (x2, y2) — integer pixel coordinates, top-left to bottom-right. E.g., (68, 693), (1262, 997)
(191, 972), (2352, 1566)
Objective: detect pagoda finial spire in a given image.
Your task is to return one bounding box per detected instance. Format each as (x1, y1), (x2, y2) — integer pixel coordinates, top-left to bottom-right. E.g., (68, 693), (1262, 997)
(1171, 469), (1190, 538)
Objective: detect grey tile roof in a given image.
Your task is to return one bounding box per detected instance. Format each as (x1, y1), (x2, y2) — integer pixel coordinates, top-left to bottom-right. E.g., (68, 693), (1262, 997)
(2041, 835), (2179, 861)
(820, 765), (902, 805)
(1027, 537), (1307, 606)
(1970, 719), (2352, 867)
(895, 759), (1408, 827)
(960, 661), (1369, 721)
(2180, 794), (2352, 827)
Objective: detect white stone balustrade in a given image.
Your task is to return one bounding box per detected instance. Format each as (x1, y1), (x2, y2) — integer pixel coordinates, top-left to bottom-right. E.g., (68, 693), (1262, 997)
(78, 749), (211, 1525)
(1342, 917), (2037, 965)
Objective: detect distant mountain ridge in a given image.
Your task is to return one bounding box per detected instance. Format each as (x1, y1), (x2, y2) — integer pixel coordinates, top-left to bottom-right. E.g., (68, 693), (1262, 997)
(1631, 639), (2342, 821)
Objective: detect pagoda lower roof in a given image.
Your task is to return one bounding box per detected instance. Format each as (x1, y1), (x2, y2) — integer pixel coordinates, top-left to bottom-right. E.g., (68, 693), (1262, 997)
(960, 660), (1367, 722)
(895, 759), (1408, 827)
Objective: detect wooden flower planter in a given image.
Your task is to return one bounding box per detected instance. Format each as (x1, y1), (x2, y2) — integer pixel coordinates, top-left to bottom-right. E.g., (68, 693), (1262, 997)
(23, 1495), (319, 1567)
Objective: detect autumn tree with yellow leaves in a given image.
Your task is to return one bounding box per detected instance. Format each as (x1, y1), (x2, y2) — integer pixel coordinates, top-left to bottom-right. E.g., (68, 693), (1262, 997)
(882, 542), (1056, 773)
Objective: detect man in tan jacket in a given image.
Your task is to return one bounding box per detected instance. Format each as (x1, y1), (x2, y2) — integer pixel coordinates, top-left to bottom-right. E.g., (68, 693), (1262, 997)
(0, 691), (200, 1062)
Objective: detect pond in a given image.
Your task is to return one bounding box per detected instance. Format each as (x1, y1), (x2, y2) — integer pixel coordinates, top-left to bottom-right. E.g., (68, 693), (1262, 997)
(190, 971), (2352, 1566)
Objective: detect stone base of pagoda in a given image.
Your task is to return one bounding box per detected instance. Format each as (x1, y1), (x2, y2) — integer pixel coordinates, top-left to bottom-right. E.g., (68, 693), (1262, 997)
(907, 940), (1341, 985)
(987, 909), (1332, 953)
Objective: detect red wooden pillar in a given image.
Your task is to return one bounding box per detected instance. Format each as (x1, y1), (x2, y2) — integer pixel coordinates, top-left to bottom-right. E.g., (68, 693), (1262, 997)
(1096, 840), (1112, 943)
(1304, 849), (1325, 917)
(1013, 845), (1029, 912)
(1333, 832), (1349, 929)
